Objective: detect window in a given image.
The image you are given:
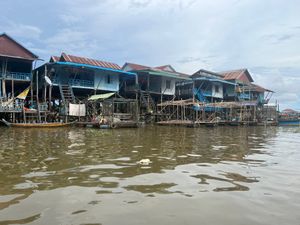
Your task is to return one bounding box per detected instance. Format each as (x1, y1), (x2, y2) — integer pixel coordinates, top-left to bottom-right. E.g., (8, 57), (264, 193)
(166, 80), (171, 89)
(215, 85), (219, 93)
(106, 75), (111, 84)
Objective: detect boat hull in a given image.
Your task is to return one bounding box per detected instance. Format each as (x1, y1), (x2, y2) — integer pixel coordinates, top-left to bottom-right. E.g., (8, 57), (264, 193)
(278, 119), (300, 126)
(1, 119), (72, 128)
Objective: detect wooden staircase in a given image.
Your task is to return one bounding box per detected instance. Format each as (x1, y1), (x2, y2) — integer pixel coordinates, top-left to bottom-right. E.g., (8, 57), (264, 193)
(59, 84), (75, 116)
(140, 92), (155, 113)
(59, 84), (75, 103)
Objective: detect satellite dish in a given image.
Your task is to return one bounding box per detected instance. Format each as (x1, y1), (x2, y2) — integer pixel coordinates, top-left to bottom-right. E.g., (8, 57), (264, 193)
(45, 76), (53, 86)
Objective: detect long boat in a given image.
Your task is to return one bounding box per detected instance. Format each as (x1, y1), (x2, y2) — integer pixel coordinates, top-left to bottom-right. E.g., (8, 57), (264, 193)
(1, 119), (73, 128)
(278, 114), (300, 126)
(278, 118), (300, 126)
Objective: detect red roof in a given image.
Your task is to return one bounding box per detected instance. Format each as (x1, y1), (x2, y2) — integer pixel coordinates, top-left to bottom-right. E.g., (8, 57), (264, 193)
(252, 84), (273, 93)
(122, 62), (150, 71)
(220, 69), (254, 83)
(50, 56), (60, 62)
(0, 33), (38, 61)
(282, 108), (298, 113)
(122, 62), (190, 78)
(59, 53), (121, 70)
(155, 65), (176, 72)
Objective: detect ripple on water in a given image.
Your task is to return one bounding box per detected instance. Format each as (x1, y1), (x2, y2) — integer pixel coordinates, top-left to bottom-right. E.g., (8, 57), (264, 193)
(1, 126), (300, 225)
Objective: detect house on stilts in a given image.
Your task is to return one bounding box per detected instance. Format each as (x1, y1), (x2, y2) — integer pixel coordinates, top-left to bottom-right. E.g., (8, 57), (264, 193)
(32, 53), (139, 126)
(157, 68), (275, 126)
(0, 33), (38, 122)
(122, 62), (190, 122)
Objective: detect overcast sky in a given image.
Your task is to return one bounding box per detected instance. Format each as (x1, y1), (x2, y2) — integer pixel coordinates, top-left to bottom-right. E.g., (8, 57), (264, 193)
(1, 0), (299, 109)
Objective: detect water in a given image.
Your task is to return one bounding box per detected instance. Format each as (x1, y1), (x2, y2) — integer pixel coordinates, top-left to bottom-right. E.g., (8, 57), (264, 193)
(0, 126), (299, 225)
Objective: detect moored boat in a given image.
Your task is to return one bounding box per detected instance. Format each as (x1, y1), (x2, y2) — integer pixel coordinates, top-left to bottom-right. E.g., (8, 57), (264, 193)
(278, 118), (300, 126)
(1, 119), (73, 128)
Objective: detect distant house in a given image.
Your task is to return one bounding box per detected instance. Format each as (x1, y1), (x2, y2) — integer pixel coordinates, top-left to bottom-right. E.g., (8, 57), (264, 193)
(122, 63), (189, 96)
(176, 69), (236, 103)
(0, 33), (38, 98)
(220, 69), (273, 104)
(281, 108), (299, 116)
(122, 62), (190, 112)
(34, 53), (136, 103)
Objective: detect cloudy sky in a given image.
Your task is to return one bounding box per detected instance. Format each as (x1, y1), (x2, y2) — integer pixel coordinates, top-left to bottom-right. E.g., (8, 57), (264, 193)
(1, 0), (299, 109)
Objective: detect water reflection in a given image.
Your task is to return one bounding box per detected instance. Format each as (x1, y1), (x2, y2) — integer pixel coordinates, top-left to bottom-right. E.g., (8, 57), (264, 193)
(1, 126), (299, 225)
(0, 126), (277, 195)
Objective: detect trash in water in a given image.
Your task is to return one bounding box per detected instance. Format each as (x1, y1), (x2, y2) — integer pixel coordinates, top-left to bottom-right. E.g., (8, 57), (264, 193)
(137, 159), (152, 165)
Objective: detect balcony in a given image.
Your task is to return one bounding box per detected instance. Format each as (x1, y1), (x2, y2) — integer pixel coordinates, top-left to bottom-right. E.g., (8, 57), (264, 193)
(69, 79), (94, 88)
(239, 93), (250, 100)
(0, 72), (32, 81)
(51, 77), (94, 88)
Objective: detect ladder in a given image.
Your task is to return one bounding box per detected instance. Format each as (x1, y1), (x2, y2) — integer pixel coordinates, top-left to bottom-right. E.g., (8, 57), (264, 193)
(59, 84), (75, 115)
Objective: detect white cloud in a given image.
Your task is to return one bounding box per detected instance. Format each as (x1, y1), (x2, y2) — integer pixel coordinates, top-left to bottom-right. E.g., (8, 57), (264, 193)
(1, 0), (300, 109)
(0, 18), (42, 40)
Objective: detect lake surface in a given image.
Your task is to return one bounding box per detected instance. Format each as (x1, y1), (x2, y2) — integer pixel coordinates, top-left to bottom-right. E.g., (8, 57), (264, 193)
(0, 126), (299, 225)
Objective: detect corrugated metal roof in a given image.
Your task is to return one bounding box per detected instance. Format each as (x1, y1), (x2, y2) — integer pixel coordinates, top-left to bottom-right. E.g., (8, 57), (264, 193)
(123, 62), (190, 79)
(60, 53), (121, 70)
(50, 56), (60, 62)
(122, 62), (150, 71)
(0, 33), (38, 60)
(220, 69), (254, 83)
(155, 65), (176, 72)
(244, 84), (273, 93)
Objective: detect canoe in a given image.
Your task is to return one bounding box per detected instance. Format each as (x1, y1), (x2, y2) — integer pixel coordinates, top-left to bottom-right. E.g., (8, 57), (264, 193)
(1, 119), (73, 128)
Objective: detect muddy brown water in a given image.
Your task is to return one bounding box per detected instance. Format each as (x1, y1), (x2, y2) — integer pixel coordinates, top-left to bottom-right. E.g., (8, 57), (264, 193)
(0, 126), (299, 225)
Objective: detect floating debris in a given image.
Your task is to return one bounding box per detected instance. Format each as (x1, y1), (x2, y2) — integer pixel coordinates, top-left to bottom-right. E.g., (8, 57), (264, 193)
(137, 159), (152, 165)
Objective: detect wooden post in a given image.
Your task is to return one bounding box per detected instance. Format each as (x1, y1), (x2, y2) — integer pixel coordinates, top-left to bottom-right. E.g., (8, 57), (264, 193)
(192, 81), (195, 103)
(30, 74), (33, 104)
(36, 71), (41, 122)
(44, 64), (47, 103)
(2, 59), (7, 98)
(11, 78), (14, 98)
(49, 85), (52, 111)
(12, 75), (15, 123)
(23, 103), (26, 123)
(135, 73), (139, 122)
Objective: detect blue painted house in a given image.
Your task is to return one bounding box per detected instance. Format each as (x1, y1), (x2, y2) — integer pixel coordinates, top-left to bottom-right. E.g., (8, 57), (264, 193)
(35, 53), (136, 103)
(220, 69), (273, 104)
(176, 69), (235, 103)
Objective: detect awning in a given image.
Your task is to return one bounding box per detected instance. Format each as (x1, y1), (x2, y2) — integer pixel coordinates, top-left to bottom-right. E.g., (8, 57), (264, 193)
(137, 69), (191, 80)
(16, 86), (30, 100)
(88, 92), (115, 101)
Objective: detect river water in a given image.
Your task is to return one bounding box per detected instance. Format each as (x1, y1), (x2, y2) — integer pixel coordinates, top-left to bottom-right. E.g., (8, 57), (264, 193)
(0, 126), (299, 225)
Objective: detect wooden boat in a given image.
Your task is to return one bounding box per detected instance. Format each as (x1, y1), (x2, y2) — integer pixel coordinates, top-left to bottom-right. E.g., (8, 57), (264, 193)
(278, 118), (300, 126)
(205, 122), (217, 127)
(1, 119), (73, 128)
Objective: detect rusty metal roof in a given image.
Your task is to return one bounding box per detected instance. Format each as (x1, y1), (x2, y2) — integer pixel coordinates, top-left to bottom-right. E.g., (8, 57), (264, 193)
(122, 62), (150, 71)
(155, 65), (176, 72)
(122, 62), (190, 79)
(250, 84), (273, 93)
(0, 33), (38, 60)
(220, 69), (254, 83)
(60, 53), (121, 70)
(50, 56), (60, 62)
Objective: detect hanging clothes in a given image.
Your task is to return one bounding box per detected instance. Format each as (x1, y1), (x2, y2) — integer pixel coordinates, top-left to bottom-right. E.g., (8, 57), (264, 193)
(69, 103), (86, 116)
